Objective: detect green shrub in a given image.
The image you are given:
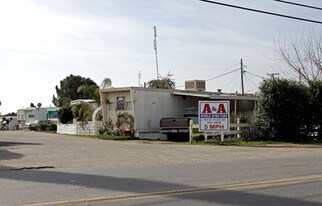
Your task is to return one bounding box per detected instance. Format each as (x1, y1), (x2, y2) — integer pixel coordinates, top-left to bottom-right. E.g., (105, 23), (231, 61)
(58, 106), (73, 124)
(98, 118), (114, 134)
(40, 124), (47, 131)
(49, 124), (57, 131)
(192, 135), (205, 142)
(257, 79), (310, 142)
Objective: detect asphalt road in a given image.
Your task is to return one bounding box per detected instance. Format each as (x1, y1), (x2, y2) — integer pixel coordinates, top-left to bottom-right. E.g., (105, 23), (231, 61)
(1, 131), (322, 206)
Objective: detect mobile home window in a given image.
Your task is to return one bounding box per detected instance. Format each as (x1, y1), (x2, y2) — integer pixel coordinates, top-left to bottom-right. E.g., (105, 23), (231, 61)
(117, 97), (126, 110)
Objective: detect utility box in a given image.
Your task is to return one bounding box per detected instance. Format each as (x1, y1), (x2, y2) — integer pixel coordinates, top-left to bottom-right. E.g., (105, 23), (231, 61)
(185, 80), (206, 92)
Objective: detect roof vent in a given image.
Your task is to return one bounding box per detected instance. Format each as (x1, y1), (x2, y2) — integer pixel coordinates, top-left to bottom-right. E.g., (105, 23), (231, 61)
(185, 80), (206, 92)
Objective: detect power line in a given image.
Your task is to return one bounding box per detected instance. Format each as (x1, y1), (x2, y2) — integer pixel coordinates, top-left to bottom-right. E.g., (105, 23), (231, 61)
(222, 72), (239, 91)
(227, 73), (240, 91)
(273, 0), (322, 10)
(206, 68), (240, 81)
(199, 0), (322, 24)
(245, 71), (264, 79)
(176, 66), (241, 88)
(175, 63), (240, 79)
(222, 72), (240, 92)
(176, 67), (262, 92)
(245, 73), (260, 92)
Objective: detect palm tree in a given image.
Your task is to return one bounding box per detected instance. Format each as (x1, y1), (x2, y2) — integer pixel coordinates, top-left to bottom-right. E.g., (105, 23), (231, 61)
(77, 77), (112, 106)
(100, 78), (112, 89)
(77, 85), (98, 99)
(147, 73), (175, 89)
(72, 102), (93, 122)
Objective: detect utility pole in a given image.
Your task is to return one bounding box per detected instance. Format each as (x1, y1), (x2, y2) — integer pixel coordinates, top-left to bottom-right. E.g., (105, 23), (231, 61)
(267, 73), (279, 80)
(154, 26), (159, 79)
(240, 59), (245, 95)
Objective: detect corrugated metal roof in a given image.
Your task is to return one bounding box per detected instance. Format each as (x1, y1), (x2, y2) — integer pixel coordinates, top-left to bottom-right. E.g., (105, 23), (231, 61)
(100, 87), (258, 101)
(171, 91), (258, 101)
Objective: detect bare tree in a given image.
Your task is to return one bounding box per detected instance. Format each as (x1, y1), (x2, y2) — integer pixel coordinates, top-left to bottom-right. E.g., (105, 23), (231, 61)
(276, 28), (322, 83)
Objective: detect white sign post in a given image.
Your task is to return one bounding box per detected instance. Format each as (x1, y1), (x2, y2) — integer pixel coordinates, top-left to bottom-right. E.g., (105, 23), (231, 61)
(198, 101), (230, 142)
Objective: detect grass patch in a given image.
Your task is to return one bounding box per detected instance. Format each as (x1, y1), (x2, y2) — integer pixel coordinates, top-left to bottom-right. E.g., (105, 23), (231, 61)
(190, 139), (322, 146)
(98, 134), (138, 141)
(295, 139), (322, 144)
(67, 134), (138, 141)
(191, 140), (297, 146)
(67, 134), (97, 139)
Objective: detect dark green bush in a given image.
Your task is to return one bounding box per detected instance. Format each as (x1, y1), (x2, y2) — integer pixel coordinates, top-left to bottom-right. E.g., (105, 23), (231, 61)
(257, 79), (319, 142)
(58, 106), (73, 124)
(40, 124), (47, 131)
(49, 124), (57, 131)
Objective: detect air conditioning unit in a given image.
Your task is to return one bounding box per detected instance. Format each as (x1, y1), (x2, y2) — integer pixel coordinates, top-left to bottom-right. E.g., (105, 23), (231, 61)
(185, 80), (206, 92)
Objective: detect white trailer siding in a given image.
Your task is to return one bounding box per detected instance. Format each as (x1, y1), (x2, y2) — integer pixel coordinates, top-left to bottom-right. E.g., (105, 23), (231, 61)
(100, 89), (133, 129)
(24, 108), (47, 123)
(131, 88), (200, 131)
(100, 87), (257, 139)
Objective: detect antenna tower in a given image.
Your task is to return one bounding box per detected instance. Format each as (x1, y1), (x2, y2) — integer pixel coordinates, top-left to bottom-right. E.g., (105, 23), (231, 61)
(154, 26), (159, 79)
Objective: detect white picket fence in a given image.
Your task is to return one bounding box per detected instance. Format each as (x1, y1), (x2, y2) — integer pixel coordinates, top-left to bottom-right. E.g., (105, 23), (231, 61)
(57, 121), (103, 135)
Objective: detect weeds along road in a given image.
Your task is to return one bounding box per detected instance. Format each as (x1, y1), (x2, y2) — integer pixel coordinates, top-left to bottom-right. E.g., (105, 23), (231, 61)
(1, 131), (322, 205)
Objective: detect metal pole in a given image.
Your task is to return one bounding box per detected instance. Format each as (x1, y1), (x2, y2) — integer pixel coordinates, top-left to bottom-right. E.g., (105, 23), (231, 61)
(138, 71), (142, 87)
(189, 119), (193, 143)
(241, 59), (244, 94)
(154, 26), (159, 79)
(220, 132), (224, 142)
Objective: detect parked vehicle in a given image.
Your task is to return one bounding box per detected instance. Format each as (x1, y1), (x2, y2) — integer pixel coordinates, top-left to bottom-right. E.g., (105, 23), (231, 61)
(28, 120), (47, 131)
(160, 107), (198, 141)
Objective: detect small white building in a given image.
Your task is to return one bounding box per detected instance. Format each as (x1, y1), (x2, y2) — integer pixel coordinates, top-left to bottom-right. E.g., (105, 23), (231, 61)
(100, 86), (258, 140)
(70, 99), (98, 110)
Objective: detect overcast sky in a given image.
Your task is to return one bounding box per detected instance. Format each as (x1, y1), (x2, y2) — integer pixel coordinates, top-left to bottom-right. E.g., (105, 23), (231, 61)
(0, 0), (321, 114)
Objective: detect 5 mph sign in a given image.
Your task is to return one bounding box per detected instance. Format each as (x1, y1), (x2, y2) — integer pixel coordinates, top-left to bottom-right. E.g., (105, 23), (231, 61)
(198, 101), (230, 132)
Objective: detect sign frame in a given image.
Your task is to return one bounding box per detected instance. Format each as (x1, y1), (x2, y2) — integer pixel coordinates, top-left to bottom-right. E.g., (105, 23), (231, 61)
(198, 101), (230, 132)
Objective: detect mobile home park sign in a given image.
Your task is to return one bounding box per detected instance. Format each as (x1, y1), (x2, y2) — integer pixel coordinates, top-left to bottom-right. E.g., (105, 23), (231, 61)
(198, 101), (230, 132)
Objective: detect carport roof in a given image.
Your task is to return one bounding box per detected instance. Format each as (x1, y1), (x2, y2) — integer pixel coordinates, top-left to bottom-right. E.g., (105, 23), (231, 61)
(171, 91), (258, 101)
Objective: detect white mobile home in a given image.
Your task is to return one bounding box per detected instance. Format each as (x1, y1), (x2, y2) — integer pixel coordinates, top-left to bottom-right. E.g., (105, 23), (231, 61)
(17, 107), (47, 123)
(17, 107), (59, 128)
(100, 87), (258, 139)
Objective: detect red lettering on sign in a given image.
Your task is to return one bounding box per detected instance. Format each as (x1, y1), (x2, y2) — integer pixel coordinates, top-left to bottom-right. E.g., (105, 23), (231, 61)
(209, 124), (225, 129)
(217, 103), (226, 114)
(202, 104), (212, 113)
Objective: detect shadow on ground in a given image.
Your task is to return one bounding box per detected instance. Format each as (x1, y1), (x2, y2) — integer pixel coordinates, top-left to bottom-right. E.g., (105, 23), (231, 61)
(0, 150), (23, 161)
(0, 169), (320, 205)
(0, 141), (42, 147)
(0, 141), (42, 166)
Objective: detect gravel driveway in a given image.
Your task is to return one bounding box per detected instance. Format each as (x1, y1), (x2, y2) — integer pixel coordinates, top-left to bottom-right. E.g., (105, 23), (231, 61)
(1, 131), (322, 171)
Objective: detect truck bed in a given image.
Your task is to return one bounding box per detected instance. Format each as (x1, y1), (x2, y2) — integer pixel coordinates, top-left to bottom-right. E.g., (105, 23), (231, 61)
(159, 117), (191, 134)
